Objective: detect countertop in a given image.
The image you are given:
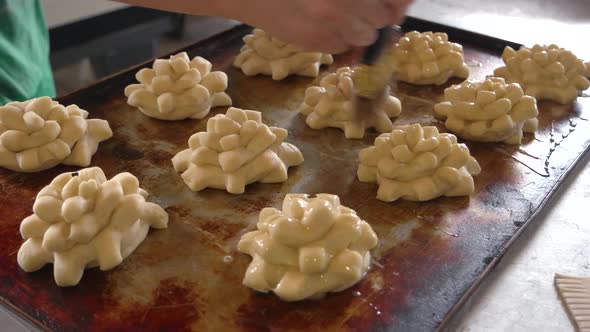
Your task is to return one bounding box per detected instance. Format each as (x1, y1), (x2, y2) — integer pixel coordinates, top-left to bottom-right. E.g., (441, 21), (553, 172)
(1, 0), (589, 331)
(41, 0), (128, 28)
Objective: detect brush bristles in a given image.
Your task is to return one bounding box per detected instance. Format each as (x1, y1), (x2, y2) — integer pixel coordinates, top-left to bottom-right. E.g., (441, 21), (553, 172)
(353, 48), (396, 99)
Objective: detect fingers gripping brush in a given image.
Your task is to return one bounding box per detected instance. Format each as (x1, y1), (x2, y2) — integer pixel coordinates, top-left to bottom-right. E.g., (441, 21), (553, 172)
(352, 27), (397, 123)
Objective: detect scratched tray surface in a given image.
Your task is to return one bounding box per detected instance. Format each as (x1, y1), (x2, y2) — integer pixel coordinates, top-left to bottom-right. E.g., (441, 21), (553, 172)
(1, 25), (589, 332)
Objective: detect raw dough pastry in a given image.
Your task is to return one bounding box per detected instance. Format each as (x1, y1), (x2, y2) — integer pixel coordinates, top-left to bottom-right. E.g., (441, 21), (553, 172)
(358, 124), (481, 202)
(17, 167), (168, 286)
(494, 44), (590, 104)
(238, 193), (378, 302)
(298, 66), (402, 139)
(125, 52), (232, 120)
(434, 77), (539, 144)
(390, 31), (470, 85)
(0, 97), (112, 172)
(172, 107), (304, 194)
(233, 28), (334, 80)
(554, 273), (590, 332)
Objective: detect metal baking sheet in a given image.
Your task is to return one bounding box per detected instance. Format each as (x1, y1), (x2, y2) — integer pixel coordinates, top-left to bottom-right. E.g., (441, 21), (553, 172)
(0, 23), (589, 331)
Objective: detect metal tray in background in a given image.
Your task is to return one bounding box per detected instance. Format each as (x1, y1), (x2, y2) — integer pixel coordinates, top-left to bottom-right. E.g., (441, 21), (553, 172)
(0, 20), (589, 332)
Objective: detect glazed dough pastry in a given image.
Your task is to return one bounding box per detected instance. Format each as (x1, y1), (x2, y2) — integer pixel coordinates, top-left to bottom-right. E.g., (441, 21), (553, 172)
(494, 44), (590, 104)
(554, 274), (590, 332)
(390, 31), (470, 85)
(125, 52), (232, 120)
(17, 167), (168, 286)
(172, 107), (304, 194)
(238, 194), (378, 302)
(233, 28), (334, 80)
(434, 77), (539, 144)
(298, 66), (402, 139)
(358, 124), (481, 202)
(0, 97), (112, 172)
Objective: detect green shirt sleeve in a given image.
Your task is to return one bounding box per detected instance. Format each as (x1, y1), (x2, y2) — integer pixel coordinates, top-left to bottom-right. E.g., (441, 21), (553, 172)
(0, 0), (55, 104)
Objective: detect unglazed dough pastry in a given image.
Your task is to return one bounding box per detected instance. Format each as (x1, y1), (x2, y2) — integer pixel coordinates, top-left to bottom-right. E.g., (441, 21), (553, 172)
(358, 124), (481, 202)
(390, 31), (469, 85)
(238, 194), (378, 302)
(0, 97), (112, 172)
(494, 44), (590, 104)
(172, 107), (304, 194)
(434, 77), (539, 144)
(17, 167), (168, 286)
(125, 52), (232, 120)
(554, 274), (590, 332)
(233, 28), (334, 80)
(298, 66), (402, 139)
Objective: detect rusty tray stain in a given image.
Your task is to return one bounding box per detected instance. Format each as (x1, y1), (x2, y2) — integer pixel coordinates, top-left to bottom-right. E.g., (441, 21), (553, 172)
(1, 25), (589, 332)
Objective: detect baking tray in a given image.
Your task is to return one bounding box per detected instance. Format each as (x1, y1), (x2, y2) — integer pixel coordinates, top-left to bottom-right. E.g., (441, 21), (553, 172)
(1, 20), (589, 332)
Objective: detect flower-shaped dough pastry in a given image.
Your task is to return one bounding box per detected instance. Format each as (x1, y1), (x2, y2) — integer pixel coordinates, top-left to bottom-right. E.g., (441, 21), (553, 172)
(172, 107), (304, 194)
(358, 124), (481, 202)
(125, 52), (232, 120)
(298, 66), (402, 139)
(238, 194), (378, 302)
(434, 77), (539, 144)
(0, 97), (112, 172)
(494, 44), (590, 104)
(390, 31), (469, 85)
(233, 28), (334, 80)
(17, 167), (169, 286)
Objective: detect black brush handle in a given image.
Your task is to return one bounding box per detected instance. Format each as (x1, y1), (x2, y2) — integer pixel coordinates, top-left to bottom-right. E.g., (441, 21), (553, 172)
(361, 27), (394, 65)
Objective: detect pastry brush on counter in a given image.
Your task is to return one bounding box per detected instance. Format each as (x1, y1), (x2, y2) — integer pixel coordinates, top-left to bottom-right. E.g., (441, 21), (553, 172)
(352, 26), (398, 121)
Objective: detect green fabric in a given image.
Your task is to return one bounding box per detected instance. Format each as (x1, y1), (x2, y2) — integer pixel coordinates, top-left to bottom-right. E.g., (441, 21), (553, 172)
(0, 0), (55, 104)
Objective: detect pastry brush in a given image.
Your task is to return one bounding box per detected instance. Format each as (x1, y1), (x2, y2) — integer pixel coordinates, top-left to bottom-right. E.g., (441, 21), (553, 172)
(352, 26), (397, 122)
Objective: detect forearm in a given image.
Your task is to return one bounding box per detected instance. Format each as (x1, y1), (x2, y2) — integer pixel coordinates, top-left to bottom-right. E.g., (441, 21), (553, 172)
(115, 0), (415, 53)
(116, 0), (280, 41)
(115, 0), (241, 19)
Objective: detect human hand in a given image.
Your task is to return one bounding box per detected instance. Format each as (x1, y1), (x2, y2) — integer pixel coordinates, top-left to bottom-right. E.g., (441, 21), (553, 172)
(230, 0), (415, 53)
